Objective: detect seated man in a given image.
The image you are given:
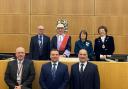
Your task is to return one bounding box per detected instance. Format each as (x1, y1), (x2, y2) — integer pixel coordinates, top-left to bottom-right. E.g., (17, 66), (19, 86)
(51, 23), (71, 57)
(4, 47), (35, 89)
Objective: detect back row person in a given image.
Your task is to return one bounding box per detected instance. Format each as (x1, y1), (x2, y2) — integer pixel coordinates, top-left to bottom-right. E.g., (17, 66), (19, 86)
(29, 24), (71, 60)
(29, 25), (115, 61)
(94, 26), (115, 61)
(74, 29), (94, 60)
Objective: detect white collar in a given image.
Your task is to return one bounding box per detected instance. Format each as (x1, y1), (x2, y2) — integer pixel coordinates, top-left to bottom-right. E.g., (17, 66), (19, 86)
(51, 61), (59, 65)
(79, 61), (87, 66)
(17, 59), (24, 64)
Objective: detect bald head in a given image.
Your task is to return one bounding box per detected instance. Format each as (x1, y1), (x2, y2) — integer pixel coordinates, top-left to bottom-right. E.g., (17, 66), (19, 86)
(37, 25), (45, 35)
(78, 49), (88, 63)
(15, 47), (25, 61)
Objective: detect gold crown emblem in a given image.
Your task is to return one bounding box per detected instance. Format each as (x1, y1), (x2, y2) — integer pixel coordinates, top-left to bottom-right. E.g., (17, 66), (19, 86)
(56, 19), (68, 31)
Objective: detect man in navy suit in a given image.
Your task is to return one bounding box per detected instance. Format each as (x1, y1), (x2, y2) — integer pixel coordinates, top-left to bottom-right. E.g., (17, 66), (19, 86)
(39, 49), (69, 89)
(4, 47), (35, 89)
(70, 49), (100, 89)
(94, 26), (115, 61)
(29, 25), (50, 60)
(51, 23), (71, 57)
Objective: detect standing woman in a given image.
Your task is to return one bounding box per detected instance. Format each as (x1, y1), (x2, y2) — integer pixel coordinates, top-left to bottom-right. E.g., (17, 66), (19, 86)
(74, 29), (94, 60)
(94, 26), (115, 61)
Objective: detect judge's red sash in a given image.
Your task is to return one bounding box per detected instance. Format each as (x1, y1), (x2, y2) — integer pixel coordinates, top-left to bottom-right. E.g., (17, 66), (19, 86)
(59, 35), (69, 51)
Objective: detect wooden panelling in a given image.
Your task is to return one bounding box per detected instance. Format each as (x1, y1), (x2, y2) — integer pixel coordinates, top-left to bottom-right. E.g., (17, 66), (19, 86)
(0, 0), (128, 54)
(94, 16), (128, 35)
(31, 0), (94, 15)
(0, 35), (29, 53)
(31, 15), (95, 35)
(114, 36), (128, 54)
(0, 0), (30, 14)
(95, 0), (128, 15)
(0, 15), (30, 34)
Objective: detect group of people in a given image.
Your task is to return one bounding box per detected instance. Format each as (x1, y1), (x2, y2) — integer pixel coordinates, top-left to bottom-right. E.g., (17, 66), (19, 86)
(29, 24), (115, 61)
(4, 47), (100, 89)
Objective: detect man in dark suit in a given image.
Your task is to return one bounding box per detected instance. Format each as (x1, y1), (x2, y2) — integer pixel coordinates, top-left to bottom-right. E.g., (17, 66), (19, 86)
(4, 47), (35, 89)
(29, 25), (50, 60)
(39, 49), (69, 89)
(70, 49), (100, 89)
(51, 23), (71, 57)
(94, 25), (115, 61)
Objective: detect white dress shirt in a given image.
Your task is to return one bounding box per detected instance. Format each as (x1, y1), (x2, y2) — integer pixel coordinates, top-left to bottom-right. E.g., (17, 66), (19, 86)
(101, 36), (106, 43)
(17, 59), (24, 85)
(79, 62), (87, 72)
(51, 61), (59, 70)
(57, 34), (64, 50)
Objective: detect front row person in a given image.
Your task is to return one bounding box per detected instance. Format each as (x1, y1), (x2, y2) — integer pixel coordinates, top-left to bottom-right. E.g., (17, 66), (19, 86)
(70, 49), (100, 89)
(39, 49), (69, 89)
(4, 47), (35, 89)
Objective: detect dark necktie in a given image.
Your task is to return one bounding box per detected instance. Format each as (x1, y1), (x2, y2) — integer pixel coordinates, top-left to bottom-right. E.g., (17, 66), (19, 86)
(39, 35), (42, 48)
(80, 63), (84, 73)
(80, 63), (84, 89)
(51, 63), (57, 80)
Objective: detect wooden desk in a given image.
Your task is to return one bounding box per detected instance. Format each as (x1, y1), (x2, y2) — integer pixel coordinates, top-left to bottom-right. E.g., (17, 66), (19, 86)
(1, 60), (128, 89)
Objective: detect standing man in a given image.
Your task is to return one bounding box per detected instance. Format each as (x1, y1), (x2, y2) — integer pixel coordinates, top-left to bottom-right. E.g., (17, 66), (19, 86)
(4, 47), (35, 89)
(39, 49), (69, 89)
(29, 25), (50, 60)
(70, 49), (100, 89)
(51, 23), (71, 57)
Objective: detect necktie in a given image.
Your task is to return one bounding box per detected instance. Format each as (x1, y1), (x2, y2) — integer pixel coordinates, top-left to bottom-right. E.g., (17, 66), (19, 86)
(51, 63), (56, 80)
(80, 63), (84, 73)
(80, 63), (84, 89)
(17, 61), (22, 85)
(39, 35), (42, 48)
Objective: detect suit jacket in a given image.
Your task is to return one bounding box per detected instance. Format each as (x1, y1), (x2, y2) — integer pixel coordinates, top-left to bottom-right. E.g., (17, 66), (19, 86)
(29, 35), (50, 60)
(94, 35), (115, 61)
(39, 62), (69, 89)
(50, 35), (71, 55)
(74, 40), (94, 60)
(70, 62), (100, 89)
(4, 59), (35, 89)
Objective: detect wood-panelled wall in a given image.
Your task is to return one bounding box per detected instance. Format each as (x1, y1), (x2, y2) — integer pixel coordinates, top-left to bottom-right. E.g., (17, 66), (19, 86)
(0, 0), (128, 53)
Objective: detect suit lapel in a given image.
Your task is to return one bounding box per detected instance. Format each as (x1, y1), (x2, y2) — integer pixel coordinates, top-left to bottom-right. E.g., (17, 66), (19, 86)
(55, 62), (61, 76)
(55, 36), (57, 48)
(13, 60), (18, 80)
(75, 63), (81, 79)
(104, 35), (109, 44)
(22, 59), (27, 78)
(82, 62), (90, 79)
(98, 37), (102, 44)
(48, 62), (53, 77)
(42, 35), (47, 47)
(35, 35), (40, 48)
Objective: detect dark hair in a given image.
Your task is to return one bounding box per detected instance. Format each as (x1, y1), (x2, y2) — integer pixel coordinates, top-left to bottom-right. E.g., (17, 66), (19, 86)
(79, 29), (88, 41)
(98, 25), (108, 34)
(50, 49), (59, 53)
